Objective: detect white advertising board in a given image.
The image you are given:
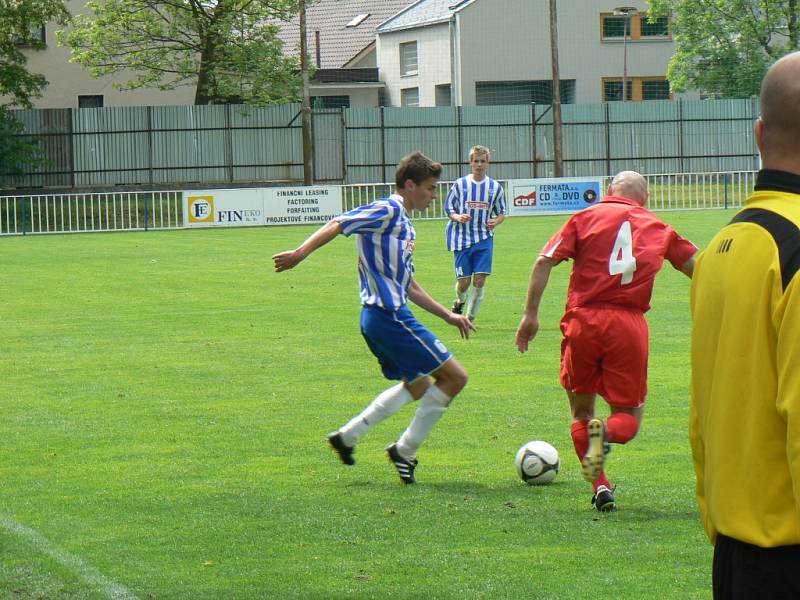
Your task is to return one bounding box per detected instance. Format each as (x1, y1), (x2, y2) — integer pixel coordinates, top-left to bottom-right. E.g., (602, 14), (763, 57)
(183, 186), (343, 228)
(262, 186), (343, 226)
(508, 178), (603, 216)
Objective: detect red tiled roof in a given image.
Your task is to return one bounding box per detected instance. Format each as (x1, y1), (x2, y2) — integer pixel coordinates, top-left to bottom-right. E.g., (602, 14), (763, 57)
(276, 0), (412, 69)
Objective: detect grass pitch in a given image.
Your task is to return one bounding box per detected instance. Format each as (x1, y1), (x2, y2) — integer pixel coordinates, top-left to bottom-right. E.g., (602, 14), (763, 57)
(1, 209), (732, 599)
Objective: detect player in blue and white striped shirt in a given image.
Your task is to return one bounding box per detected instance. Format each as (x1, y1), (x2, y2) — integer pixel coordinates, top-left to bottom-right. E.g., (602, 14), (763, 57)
(273, 152), (474, 484)
(445, 145), (507, 322)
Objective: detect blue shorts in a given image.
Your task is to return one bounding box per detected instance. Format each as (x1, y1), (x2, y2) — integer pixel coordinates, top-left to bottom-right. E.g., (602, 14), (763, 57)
(454, 236), (494, 279)
(360, 304), (452, 382)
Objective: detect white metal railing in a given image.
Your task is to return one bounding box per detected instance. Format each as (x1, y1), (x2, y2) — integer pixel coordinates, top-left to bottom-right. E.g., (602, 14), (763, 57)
(0, 190), (182, 235)
(1, 171), (756, 235)
(341, 171), (756, 218)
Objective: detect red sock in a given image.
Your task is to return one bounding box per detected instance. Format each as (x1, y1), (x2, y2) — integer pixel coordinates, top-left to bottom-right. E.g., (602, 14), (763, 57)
(594, 472), (612, 492)
(570, 420), (589, 460)
(606, 412), (639, 444)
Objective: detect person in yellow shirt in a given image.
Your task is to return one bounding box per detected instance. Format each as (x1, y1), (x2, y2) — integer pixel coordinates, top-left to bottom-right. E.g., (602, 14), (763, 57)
(690, 51), (800, 598)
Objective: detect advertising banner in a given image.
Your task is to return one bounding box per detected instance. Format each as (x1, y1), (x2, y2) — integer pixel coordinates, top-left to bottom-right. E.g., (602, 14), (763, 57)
(185, 189), (264, 228)
(183, 186), (342, 228)
(262, 186), (342, 226)
(508, 178), (603, 216)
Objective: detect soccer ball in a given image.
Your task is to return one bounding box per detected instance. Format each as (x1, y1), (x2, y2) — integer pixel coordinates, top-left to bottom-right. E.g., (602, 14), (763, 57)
(514, 440), (560, 485)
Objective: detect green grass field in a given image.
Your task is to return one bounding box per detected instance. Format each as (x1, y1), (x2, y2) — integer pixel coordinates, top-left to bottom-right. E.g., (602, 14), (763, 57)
(1, 209), (732, 599)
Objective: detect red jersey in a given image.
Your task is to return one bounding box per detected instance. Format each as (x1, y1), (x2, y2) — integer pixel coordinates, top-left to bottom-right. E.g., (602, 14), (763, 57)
(541, 196), (697, 312)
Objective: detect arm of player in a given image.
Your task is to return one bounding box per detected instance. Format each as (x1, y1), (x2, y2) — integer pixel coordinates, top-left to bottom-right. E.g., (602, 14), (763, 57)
(407, 278), (476, 339)
(680, 252), (698, 278)
(776, 281), (800, 520)
(272, 219), (343, 272)
(487, 214), (506, 230)
(515, 255), (558, 353)
(445, 183), (471, 224)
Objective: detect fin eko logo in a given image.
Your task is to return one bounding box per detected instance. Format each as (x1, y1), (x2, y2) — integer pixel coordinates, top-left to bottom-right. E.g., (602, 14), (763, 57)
(188, 196), (214, 223)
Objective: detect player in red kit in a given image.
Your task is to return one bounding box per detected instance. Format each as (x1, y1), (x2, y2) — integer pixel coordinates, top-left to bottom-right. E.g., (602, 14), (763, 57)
(515, 171), (698, 511)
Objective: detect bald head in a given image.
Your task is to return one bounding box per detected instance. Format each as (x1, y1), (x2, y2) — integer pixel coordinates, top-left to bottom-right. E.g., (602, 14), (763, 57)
(608, 171), (649, 205)
(759, 51), (800, 163)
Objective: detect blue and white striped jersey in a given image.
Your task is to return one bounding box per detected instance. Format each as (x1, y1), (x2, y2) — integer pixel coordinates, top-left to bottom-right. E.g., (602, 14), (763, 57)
(444, 175), (506, 251)
(335, 194), (416, 310)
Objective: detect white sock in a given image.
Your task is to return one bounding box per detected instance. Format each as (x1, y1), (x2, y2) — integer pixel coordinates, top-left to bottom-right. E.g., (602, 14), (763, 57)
(455, 282), (469, 303)
(467, 286), (485, 319)
(339, 383), (413, 446)
(396, 384), (451, 460)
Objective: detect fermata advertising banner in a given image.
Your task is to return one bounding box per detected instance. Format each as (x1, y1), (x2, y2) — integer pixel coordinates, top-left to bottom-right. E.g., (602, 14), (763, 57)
(508, 178), (602, 216)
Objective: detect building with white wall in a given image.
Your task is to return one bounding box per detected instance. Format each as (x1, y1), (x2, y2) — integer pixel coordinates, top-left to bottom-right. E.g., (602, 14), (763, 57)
(377, 0), (679, 107)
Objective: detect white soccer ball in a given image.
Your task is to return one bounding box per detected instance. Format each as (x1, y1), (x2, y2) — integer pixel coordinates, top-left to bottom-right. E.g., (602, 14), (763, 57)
(515, 440), (560, 485)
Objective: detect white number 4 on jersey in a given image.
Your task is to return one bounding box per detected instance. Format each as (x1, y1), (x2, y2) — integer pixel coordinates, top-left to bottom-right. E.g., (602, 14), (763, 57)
(609, 221), (637, 285)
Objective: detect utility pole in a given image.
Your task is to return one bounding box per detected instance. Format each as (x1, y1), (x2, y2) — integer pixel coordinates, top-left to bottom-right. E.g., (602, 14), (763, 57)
(548, 0), (564, 176)
(614, 7), (639, 103)
(299, 0), (314, 184)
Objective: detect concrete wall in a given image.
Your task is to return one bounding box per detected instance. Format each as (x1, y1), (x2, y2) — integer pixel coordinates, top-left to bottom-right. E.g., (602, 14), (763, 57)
(377, 0), (678, 106)
(376, 22), (452, 107)
(458, 0), (674, 105)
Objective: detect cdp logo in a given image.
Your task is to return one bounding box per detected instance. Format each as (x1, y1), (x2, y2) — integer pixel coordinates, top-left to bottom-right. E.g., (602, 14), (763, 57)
(188, 196), (214, 223)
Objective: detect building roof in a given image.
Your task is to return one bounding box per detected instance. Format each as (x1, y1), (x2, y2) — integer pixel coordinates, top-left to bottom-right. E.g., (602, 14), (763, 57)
(277, 0), (412, 69)
(376, 0), (478, 33)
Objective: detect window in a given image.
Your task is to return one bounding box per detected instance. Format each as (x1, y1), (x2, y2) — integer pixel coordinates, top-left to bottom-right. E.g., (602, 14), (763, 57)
(602, 77), (670, 101)
(312, 95), (350, 109)
(14, 24), (46, 47)
(78, 95), (104, 108)
(642, 79), (670, 100)
(475, 80), (576, 105)
(401, 87), (419, 107)
(641, 16), (669, 37)
(346, 14), (370, 27)
(601, 13), (670, 40)
(435, 84), (452, 107)
(400, 42), (418, 76)
(602, 16), (629, 38)
(603, 80), (633, 102)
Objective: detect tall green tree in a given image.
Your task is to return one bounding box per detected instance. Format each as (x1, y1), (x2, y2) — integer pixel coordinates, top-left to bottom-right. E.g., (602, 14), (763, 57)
(649, 0), (800, 98)
(1, 0), (69, 185)
(1, 0), (70, 107)
(60, 0), (304, 105)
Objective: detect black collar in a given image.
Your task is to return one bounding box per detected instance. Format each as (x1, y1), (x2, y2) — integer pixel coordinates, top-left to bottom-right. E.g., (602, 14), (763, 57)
(755, 170), (800, 195)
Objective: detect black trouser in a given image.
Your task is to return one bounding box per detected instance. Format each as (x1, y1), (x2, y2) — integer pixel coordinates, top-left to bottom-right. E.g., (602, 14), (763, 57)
(713, 534), (800, 600)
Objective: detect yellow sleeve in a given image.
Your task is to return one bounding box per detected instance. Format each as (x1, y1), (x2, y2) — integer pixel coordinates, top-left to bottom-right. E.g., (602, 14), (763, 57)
(775, 276), (800, 517)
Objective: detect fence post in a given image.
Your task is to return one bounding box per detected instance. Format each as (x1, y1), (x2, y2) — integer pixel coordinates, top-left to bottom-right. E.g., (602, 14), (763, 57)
(723, 173), (729, 209)
(340, 106), (347, 184)
(144, 192), (149, 231)
(21, 196), (27, 235)
(532, 103), (537, 178)
(379, 106), (386, 183)
(68, 108), (76, 189)
(456, 105), (463, 174)
(751, 95), (760, 170)
(604, 102), (611, 176)
(225, 103), (234, 183)
(147, 106), (154, 185)
(678, 98), (685, 173)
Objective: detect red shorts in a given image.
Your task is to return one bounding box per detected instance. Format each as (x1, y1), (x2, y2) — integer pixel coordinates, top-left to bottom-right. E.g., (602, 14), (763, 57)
(559, 307), (649, 408)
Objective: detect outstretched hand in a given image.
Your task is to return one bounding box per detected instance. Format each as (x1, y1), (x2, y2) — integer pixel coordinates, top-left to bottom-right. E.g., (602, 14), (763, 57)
(446, 312), (476, 339)
(515, 315), (539, 353)
(272, 250), (306, 272)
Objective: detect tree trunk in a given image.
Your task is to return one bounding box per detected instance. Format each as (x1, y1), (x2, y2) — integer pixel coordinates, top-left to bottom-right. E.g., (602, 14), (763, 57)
(195, 40), (216, 105)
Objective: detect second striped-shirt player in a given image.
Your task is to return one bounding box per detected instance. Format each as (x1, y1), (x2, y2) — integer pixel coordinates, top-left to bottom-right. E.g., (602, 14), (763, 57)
(445, 145), (507, 322)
